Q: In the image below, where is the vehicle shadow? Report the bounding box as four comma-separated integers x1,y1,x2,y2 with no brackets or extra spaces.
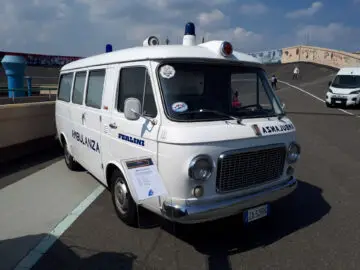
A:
0,234,137,270
0,143,63,190
159,179,331,270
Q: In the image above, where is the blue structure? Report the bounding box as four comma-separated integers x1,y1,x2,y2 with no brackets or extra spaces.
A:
185,22,195,36
1,55,27,98
106,44,113,53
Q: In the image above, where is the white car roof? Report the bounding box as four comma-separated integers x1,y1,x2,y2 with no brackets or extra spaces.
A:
337,67,360,76
61,43,261,72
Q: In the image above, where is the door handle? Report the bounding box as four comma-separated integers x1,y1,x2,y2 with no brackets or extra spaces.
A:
81,113,86,124
109,123,117,129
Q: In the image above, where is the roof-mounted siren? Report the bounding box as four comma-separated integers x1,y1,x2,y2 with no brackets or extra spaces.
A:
105,44,113,53
143,36,160,46
220,41,233,57
183,22,196,46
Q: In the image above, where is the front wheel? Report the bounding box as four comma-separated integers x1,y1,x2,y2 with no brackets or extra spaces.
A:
110,170,138,226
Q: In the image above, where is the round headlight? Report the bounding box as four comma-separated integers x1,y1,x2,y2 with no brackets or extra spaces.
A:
287,142,300,164
188,155,213,181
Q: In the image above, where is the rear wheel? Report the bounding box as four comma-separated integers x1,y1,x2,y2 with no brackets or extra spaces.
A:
63,141,79,171
110,169,138,226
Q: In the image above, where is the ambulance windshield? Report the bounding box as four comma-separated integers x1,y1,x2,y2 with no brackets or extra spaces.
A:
158,62,283,122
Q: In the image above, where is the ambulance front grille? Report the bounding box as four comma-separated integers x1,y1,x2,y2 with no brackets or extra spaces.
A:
216,145,286,193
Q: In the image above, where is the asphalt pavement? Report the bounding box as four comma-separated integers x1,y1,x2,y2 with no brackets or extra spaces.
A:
5,63,360,270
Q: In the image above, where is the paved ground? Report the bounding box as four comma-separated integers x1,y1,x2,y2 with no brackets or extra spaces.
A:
0,147,100,270
3,63,360,270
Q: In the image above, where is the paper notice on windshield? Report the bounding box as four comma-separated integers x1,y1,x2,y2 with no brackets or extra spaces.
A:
125,158,168,201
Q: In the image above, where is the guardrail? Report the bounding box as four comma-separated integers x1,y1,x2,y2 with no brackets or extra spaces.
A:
0,87,58,104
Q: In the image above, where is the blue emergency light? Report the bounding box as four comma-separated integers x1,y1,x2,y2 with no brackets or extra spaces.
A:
106,44,113,53
185,22,195,36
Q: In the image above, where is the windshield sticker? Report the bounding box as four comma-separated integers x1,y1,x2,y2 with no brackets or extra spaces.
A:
160,65,176,79
172,102,188,112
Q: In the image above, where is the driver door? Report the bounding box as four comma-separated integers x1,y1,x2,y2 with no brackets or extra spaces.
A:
108,62,161,206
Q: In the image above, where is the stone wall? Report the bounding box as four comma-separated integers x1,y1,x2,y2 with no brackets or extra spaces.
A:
251,45,360,69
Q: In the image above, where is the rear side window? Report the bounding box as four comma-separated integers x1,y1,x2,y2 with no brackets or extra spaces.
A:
117,67,157,117
72,71,87,105
58,73,73,102
85,69,106,109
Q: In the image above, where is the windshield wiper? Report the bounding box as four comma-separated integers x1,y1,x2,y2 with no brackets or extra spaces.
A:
235,104,285,120
236,104,272,116
178,109,244,124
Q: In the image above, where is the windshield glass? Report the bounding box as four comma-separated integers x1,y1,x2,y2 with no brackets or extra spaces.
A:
332,75,360,89
157,62,283,122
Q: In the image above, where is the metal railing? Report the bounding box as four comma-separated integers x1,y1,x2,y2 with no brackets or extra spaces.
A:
0,87,58,104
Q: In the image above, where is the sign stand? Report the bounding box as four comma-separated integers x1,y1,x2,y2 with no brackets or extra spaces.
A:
123,158,168,229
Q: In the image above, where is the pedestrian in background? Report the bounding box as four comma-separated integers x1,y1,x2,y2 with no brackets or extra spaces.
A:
271,74,278,90
293,65,300,80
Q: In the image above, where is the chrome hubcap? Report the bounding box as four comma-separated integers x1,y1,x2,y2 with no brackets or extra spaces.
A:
114,178,129,214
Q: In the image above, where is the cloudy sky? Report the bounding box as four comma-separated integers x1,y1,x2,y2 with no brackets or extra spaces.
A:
0,0,360,57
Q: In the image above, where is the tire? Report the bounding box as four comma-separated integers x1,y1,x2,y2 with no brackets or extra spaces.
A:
63,141,79,171
110,169,138,226
325,102,332,108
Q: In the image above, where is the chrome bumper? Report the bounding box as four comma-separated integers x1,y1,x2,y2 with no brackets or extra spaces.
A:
161,177,297,224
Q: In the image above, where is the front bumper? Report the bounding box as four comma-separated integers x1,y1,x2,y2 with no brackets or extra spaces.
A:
325,92,360,106
161,176,297,224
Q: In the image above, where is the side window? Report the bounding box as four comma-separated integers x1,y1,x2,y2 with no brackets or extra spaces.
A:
117,67,157,117
58,73,73,102
72,71,87,105
85,69,106,109
143,71,158,117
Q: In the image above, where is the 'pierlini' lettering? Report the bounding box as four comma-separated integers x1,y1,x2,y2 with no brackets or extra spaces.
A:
118,133,145,147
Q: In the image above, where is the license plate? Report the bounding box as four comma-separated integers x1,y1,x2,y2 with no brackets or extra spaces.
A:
243,204,269,223
335,100,342,104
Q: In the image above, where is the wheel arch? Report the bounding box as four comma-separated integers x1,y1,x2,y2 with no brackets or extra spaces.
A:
105,161,138,202
59,132,67,148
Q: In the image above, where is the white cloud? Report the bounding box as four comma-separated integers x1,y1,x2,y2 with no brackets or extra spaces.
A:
296,23,352,43
286,2,323,19
239,3,268,15
204,27,263,52
295,23,360,51
0,0,264,56
197,9,225,27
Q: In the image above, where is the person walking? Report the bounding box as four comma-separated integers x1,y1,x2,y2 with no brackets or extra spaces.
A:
271,74,278,90
293,65,300,80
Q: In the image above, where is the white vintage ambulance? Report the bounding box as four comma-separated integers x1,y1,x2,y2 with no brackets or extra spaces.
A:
55,22,300,226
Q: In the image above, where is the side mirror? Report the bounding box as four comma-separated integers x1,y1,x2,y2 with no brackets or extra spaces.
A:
124,98,141,121
281,103,286,110
328,81,332,86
